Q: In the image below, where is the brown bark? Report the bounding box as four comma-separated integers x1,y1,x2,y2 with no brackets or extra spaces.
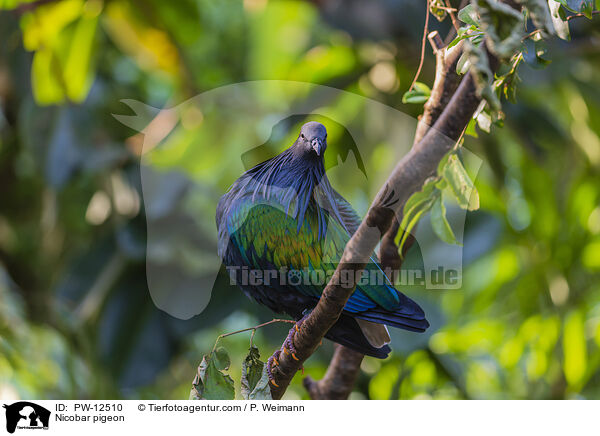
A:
303,33,466,401
270,70,483,399
303,345,364,399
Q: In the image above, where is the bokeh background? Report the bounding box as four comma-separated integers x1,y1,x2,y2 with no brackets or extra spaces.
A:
1,0,600,400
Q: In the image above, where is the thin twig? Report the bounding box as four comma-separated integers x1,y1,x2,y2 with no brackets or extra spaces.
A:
211,318,295,353
435,5,457,12
444,0,460,32
444,0,470,44
566,10,599,20
409,0,431,92
521,10,598,42
521,28,543,42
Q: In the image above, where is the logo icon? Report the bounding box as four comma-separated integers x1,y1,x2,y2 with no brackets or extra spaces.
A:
2,402,50,434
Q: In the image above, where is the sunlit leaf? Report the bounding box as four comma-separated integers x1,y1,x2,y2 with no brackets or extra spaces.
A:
563,311,587,388
402,82,431,104
20,0,83,51
31,49,66,104
581,0,594,18
465,118,479,137
63,7,100,102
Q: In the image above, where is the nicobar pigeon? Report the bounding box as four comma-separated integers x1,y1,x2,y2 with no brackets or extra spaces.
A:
217,122,429,362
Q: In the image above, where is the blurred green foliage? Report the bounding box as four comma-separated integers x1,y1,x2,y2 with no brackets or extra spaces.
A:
0,0,599,400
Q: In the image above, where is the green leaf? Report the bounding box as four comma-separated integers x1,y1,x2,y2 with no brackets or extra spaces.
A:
63,12,99,103
475,0,524,59
523,0,556,35
401,177,439,223
442,154,480,211
560,0,582,12
396,179,441,254
213,346,231,370
447,25,486,50
464,41,501,112
465,118,479,138
32,49,66,105
402,82,431,104
561,0,595,14
431,196,460,245
458,4,480,26
581,0,594,18
191,349,235,400
456,51,471,75
241,346,272,400
523,39,552,69
476,110,492,133
21,0,100,105
494,54,522,104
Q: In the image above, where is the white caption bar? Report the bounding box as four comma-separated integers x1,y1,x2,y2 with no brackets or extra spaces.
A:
0,400,595,436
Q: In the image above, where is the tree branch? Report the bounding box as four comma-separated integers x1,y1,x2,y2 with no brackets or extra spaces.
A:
380,32,463,273
294,31,471,402
303,344,364,399
270,68,484,399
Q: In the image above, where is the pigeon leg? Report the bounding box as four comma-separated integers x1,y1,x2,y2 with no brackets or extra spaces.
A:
267,349,281,387
282,313,310,361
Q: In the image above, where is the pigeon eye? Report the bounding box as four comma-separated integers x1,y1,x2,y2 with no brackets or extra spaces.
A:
300,134,305,139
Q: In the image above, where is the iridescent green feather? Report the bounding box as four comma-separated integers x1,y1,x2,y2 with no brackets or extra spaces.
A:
227,200,400,309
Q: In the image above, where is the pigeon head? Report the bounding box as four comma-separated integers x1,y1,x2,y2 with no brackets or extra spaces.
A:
295,121,327,158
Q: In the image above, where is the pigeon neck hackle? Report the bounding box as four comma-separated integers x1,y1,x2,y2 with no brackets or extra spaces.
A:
238,125,345,238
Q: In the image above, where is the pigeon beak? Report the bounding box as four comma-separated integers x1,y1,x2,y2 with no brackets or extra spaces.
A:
311,138,323,156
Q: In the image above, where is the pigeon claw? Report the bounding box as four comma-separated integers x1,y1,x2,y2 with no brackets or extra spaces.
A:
267,350,282,387
283,327,299,359
283,313,309,360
